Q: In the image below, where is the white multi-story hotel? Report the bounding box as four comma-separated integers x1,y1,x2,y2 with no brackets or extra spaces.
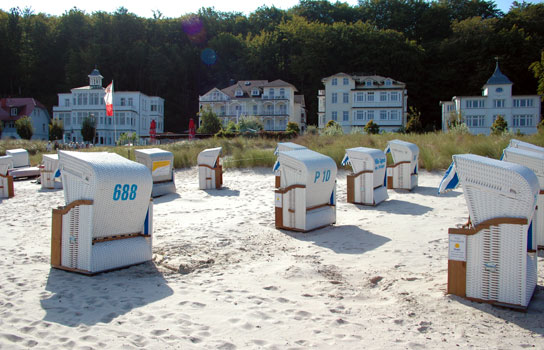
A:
440,62,541,135
52,68,165,145
198,79,306,132
318,73,408,133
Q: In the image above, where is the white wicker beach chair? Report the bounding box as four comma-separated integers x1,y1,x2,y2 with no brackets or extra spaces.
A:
509,139,544,154
198,147,222,190
41,154,62,189
0,155,14,198
274,149,337,232
342,147,388,205
439,154,539,310
273,142,307,188
384,140,419,190
6,148,30,168
134,148,176,197
51,151,153,274
502,146,544,248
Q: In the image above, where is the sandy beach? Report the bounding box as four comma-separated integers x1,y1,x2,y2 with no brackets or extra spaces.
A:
1,167,543,349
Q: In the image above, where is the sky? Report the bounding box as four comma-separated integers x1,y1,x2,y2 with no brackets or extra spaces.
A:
3,0,541,18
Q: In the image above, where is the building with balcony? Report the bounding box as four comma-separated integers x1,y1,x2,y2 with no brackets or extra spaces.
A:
198,79,306,132
0,98,50,140
318,73,408,133
52,68,165,145
440,62,541,135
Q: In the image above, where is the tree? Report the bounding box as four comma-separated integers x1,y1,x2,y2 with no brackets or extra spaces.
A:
529,51,544,101
81,114,96,143
49,119,64,140
15,116,33,140
405,106,423,133
364,120,380,134
491,115,508,135
198,108,222,134
238,116,263,132
285,121,300,134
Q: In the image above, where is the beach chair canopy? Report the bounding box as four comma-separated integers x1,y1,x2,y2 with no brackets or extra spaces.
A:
276,149,337,208
6,148,30,168
439,154,538,225
342,147,387,188
502,147,544,189
0,155,13,175
509,139,544,154
384,140,419,172
274,142,307,156
58,151,152,239
197,147,222,168
134,148,174,183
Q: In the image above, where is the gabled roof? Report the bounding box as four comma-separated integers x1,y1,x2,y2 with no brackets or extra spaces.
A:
264,79,297,91
0,98,48,121
220,80,269,98
485,62,512,85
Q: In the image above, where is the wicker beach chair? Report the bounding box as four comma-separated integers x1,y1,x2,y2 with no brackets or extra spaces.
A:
342,147,388,206
198,147,223,190
134,148,176,197
384,140,419,190
273,142,307,188
439,154,539,310
40,154,61,189
274,149,337,232
502,145,544,249
51,151,153,274
6,148,30,168
509,139,544,154
0,155,14,198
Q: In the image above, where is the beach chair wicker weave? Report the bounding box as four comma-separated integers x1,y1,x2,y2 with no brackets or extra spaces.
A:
0,155,14,198
274,149,337,232
440,154,538,310
273,142,307,188
342,147,388,206
6,148,30,168
198,147,222,190
41,154,61,189
51,151,153,274
384,140,419,190
134,148,176,197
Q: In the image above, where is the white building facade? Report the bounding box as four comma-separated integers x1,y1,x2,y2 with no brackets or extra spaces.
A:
318,73,408,133
198,79,306,132
440,63,541,135
52,69,165,145
0,98,50,140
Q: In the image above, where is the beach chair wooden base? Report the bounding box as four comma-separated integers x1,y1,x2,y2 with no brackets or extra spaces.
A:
0,173,14,198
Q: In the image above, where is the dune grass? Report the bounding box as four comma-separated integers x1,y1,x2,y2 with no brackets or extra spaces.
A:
1,131,543,171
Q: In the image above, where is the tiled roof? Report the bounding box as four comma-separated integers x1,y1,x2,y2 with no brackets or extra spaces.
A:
486,62,512,85
0,98,47,121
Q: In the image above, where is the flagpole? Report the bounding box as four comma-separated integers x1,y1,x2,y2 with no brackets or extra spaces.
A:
113,80,117,145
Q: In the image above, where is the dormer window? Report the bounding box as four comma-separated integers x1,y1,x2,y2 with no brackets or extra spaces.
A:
385,79,392,86
244,81,251,86
365,80,373,87
251,89,260,96
235,89,243,97
10,108,17,116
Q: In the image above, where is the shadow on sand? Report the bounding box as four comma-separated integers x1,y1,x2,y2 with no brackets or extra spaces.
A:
41,262,173,327
412,186,462,198
284,224,390,255
370,199,433,216
204,186,240,197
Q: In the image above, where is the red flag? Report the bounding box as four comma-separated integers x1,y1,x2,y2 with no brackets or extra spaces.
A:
104,81,113,116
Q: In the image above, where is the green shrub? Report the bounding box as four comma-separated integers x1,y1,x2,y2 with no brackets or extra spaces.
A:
198,108,222,134
49,119,64,141
15,116,33,140
286,121,300,135
322,120,344,136
491,115,508,135
81,115,96,142
364,120,380,134
405,106,423,133
238,116,264,132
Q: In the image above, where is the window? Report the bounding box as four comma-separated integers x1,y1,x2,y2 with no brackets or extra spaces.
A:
356,110,364,121
493,99,505,108
365,80,373,87
128,98,133,106
121,98,126,106
235,89,243,97
332,78,337,86
390,110,399,120
380,92,387,102
343,111,349,121
65,99,70,107
279,104,287,114
367,110,374,120
77,94,82,105
466,99,485,108
332,93,337,104
343,93,349,104
251,89,259,96
269,89,274,98
82,94,88,105
332,111,337,121
367,92,374,102
220,106,226,116
252,105,258,115
391,92,398,101
513,99,534,108
343,78,349,85
120,113,125,125
73,96,77,105
513,115,534,127
385,79,392,86
380,110,387,120
279,88,285,98
465,115,485,127
151,104,157,112
496,87,503,93
355,92,364,102
10,108,17,116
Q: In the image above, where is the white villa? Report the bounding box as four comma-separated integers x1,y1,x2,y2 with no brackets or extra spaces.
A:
0,98,50,140
52,68,165,145
440,62,541,135
198,79,306,132
318,73,408,133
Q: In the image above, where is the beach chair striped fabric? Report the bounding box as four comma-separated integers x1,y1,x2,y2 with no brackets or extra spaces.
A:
274,149,337,232
342,147,388,205
384,140,419,190
502,144,544,248
51,151,153,274
134,148,176,197
0,155,14,198
198,147,223,190
440,154,539,309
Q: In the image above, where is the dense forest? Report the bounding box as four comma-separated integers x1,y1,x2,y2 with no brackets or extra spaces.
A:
0,0,543,132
